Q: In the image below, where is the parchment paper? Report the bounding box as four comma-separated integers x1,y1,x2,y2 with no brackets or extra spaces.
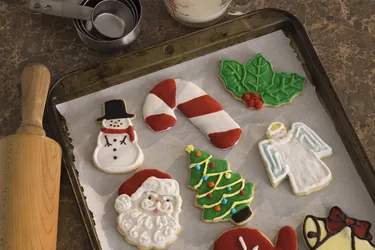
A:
57,30,375,250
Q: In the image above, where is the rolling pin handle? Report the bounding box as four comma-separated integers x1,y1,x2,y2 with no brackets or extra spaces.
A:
16,64,51,136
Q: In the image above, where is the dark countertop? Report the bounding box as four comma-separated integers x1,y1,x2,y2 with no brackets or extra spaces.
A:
1,0,375,249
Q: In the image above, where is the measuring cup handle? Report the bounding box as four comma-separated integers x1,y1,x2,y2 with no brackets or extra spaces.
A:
30,0,93,21
228,0,253,16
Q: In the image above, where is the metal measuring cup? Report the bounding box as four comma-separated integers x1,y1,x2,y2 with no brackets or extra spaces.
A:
31,0,131,39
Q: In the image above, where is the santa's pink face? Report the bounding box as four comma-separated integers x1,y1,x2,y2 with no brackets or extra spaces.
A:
102,118,131,129
137,191,177,215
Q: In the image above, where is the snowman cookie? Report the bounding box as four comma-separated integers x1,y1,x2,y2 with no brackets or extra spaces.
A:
92,99,143,174
213,226,297,250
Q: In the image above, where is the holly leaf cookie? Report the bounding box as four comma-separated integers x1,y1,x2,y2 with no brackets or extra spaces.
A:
213,226,298,250
219,53,306,109
186,145,255,225
115,169,182,250
303,206,375,250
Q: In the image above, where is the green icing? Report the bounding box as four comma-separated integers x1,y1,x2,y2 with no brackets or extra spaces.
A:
197,175,219,195
187,145,255,222
202,182,254,221
219,53,306,106
196,181,243,206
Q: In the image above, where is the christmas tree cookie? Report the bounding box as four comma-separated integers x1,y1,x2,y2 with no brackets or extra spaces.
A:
185,145,255,225
219,53,306,109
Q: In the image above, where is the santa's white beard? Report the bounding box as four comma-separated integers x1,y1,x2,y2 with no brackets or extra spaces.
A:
117,208,181,249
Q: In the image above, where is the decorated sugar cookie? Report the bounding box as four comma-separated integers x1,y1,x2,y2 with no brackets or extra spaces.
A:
213,226,297,250
303,206,375,250
219,53,306,109
115,169,182,250
186,145,255,225
143,79,242,150
258,122,332,195
92,99,143,174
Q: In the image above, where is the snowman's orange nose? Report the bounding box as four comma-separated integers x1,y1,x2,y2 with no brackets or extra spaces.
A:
114,122,118,124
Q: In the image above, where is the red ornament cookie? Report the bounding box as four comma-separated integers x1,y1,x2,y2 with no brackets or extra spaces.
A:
213,226,297,250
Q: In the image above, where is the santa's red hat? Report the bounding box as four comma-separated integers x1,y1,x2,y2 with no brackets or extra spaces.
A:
118,169,173,196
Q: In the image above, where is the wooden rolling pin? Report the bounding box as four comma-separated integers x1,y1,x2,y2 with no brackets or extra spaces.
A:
0,64,62,250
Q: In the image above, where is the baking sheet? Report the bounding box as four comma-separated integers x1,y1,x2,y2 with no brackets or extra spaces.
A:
56,30,375,250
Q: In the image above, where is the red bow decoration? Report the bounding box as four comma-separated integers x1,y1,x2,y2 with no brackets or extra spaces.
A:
101,126,135,142
327,206,373,240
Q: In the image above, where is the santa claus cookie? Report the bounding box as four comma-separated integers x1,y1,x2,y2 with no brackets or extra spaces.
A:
213,226,297,250
186,145,255,225
92,99,144,174
143,79,242,150
303,206,375,250
219,53,306,109
258,122,332,195
115,169,182,250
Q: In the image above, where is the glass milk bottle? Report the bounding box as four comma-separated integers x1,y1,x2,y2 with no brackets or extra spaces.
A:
165,0,252,27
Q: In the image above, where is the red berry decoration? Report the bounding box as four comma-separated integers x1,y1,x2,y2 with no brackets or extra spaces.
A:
240,190,245,195
250,92,259,99
208,182,215,188
207,193,213,198
254,99,263,110
247,99,255,108
195,151,201,157
214,205,221,211
210,162,216,168
242,93,251,102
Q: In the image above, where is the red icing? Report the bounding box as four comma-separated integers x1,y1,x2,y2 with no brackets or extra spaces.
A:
207,193,213,198
214,205,221,211
240,190,245,195
213,226,297,250
195,151,201,157
254,99,263,110
150,79,176,109
145,114,176,132
177,95,223,118
208,128,242,149
210,163,216,168
208,182,215,188
101,126,135,142
118,169,172,196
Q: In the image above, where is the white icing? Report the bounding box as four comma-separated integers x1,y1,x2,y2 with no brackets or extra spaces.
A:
143,79,241,149
189,110,241,134
92,118,144,174
252,246,259,250
258,122,332,195
115,177,182,249
238,236,247,250
175,79,206,104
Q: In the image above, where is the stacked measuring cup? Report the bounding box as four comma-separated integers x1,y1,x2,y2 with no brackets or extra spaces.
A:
30,0,142,52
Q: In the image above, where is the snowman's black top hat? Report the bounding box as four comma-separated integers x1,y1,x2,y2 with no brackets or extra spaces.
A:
97,99,135,121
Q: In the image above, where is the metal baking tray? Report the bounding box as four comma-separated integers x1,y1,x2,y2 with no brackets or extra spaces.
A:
47,8,375,249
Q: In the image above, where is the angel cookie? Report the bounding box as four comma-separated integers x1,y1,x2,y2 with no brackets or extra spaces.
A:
303,206,375,250
93,99,143,174
258,122,332,195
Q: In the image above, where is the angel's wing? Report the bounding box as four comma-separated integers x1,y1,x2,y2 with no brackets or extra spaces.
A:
258,140,289,185
290,122,332,158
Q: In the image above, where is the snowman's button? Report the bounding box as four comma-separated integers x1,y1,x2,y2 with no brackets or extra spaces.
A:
113,148,117,151
113,139,117,142
113,156,117,160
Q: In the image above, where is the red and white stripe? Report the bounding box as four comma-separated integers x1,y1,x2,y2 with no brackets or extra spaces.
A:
143,79,242,149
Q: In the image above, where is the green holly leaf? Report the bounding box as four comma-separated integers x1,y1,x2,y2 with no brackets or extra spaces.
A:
262,72,305,106
219,53,306,107
219,60,249,98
